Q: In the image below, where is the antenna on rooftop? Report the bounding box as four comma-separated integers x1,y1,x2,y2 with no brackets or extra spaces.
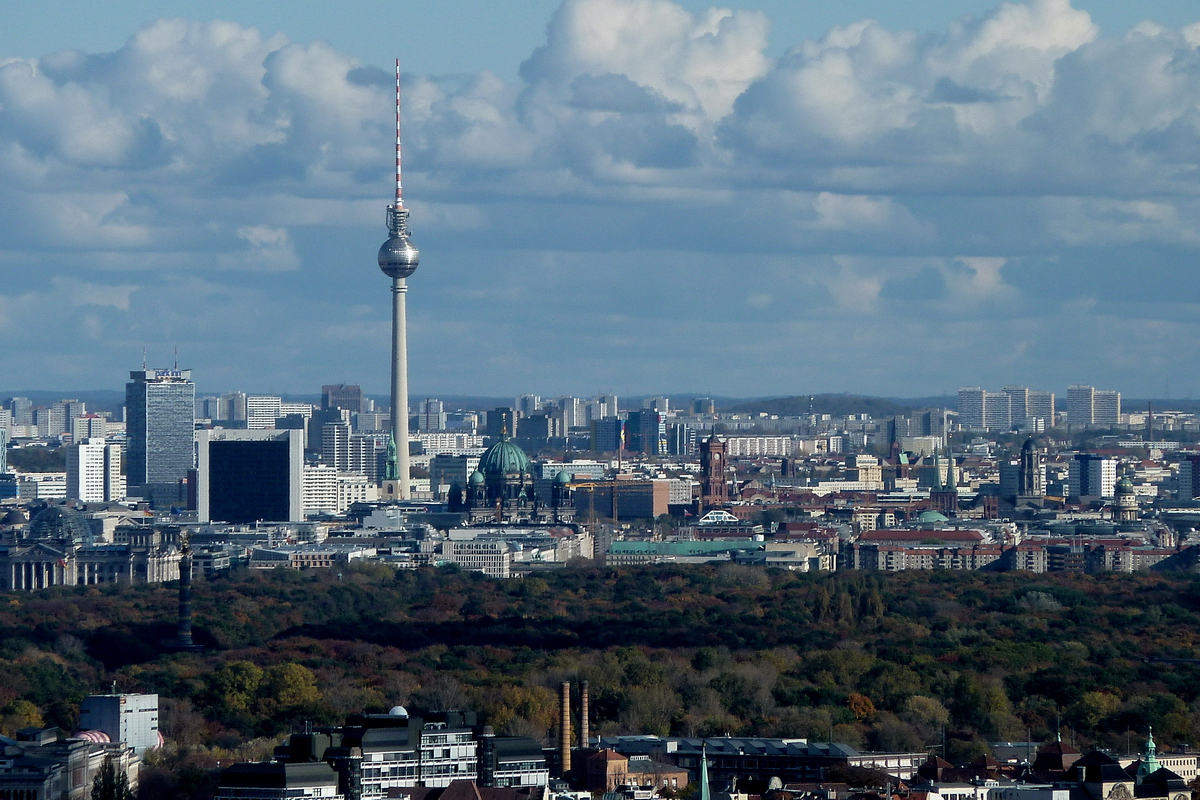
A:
142,346,147,371
174,345,178,370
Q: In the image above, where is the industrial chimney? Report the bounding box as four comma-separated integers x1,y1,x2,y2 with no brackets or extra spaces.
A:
559,681,572,776
579,680,590,750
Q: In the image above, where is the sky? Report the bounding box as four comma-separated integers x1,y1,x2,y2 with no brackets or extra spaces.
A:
2,0,1200,400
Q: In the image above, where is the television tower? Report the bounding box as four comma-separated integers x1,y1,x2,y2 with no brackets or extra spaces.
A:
377,59,420,500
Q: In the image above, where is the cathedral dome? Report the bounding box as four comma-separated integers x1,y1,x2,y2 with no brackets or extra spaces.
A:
479,438,530,477
28,505,91,543
554,470,573,485
1116,477,1135,494
468,470,485,486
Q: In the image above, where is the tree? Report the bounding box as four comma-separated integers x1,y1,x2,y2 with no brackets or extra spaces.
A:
92,755,133,800
848,693,876,721
261,663,321,709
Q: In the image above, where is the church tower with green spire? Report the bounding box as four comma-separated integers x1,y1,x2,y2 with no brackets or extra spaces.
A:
384,432,399,481
1136,727,1160,780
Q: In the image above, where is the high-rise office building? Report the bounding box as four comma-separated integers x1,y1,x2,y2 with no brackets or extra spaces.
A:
1094,390,1121,426
1178,455,1200,501
418,398,446,432
982,392,1011,431
958,388,985,430
66,438,124,503
515,395,541,417
197,429,303,523
1067,385,1120,427
220,391,248,422
1067,385,1095,426
555,397,584,429
0,429,7,474
626,410,667,456
125,368,195,489
1002,387,1028,422
1069,453,1116,499
71,414,107,441
1027,391,1055,425
642,397,670,414
322,424,381,481
590,417,622,453
246,395,282,429
7,397,32,426
321,384,365,414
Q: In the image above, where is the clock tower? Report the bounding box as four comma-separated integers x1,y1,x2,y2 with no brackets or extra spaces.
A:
700,432,729,509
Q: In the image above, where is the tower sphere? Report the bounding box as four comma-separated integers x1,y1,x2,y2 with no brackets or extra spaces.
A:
379,232,419,279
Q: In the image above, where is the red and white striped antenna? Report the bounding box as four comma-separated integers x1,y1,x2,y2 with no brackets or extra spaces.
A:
394,58,404,209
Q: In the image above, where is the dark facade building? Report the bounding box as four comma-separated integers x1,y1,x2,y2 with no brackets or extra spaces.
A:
216,762,342,800
322,384,365,414
625,411,666,456
125,368,195,492
597,736,924,788
487,408,517,441
590,417,622,453
197,429,303,523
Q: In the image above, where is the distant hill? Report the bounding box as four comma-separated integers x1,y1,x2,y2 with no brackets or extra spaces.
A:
724,394,922,418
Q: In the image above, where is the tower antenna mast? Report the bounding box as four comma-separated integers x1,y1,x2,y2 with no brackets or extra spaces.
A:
395,58,404,211
377,58,420,501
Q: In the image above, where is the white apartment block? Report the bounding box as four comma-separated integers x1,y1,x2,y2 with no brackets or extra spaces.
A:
414,433,485,454
279,402,314,418
724,436,796,457
66,439,125,502
18,473,67,500
246,395,282,429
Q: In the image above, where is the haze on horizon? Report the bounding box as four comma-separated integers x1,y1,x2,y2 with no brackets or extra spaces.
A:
1,0,1199,399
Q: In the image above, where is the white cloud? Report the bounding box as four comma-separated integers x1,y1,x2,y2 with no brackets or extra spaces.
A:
1,0,1200,394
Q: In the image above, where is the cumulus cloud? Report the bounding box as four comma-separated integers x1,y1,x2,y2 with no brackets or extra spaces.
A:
2,0,1200,395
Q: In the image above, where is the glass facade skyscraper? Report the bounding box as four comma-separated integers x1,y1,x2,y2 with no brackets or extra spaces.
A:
125,369,195,488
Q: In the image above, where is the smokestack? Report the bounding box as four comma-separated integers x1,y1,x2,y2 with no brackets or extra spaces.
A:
559,681,572,776
177,541,193,647
579,681,589,750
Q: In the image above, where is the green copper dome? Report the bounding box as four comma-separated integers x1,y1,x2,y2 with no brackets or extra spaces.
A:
479,437,531,476
468,470,485,485
1116,476,1135,493
555,470,573,485
918,510,949,524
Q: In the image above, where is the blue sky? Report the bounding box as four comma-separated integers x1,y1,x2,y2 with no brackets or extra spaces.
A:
2,0,1200,400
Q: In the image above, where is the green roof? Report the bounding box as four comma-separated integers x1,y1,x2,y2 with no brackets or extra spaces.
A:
479,437,530,476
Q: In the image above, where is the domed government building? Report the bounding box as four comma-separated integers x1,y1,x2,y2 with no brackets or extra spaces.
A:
0,503,182,591
453,433,575,524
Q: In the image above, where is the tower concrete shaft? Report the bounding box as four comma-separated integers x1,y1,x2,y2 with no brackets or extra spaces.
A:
391,276,410,500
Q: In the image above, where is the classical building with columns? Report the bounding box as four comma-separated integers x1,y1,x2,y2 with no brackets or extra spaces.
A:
0,505,181,591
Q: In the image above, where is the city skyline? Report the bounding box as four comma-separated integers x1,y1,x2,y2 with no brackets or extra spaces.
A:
2,0,1200,396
